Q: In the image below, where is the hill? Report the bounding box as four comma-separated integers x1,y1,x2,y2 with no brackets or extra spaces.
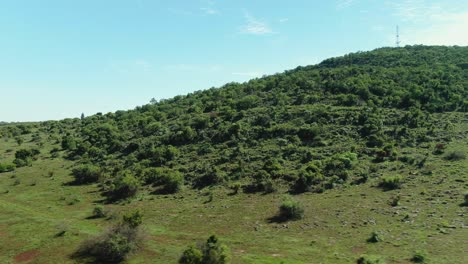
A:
0,45,467,263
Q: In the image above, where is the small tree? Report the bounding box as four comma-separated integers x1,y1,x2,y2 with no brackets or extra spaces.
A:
179,235,230,264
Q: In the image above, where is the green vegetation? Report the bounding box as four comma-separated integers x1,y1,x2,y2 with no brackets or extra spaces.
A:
378,176,402,191
277,196,304,221
179,235,230,264
75,210,143,263
0,46,467,263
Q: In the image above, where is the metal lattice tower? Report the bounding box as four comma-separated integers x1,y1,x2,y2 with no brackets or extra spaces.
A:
396,26,401,47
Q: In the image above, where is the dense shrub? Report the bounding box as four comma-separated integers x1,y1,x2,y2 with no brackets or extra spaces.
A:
444,150,466,161
179,235,230,264
411,250,427,263
379,176,402,190
367,231,383,243
291,163,323,193
0,163,15,173
92,205,106,218
278,196,304,221
76,210,143,263
13,148,40,167
71,164,101,184
143,168,183,194
108,174,140,200
248,170,276,193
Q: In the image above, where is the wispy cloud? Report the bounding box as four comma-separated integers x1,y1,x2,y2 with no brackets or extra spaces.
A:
240,13,274,35
387,0,468,46
109,59,153,74
337,0,356,9
279,18,289,23
232,71,263,77
165,64,221,72
200,7,219,15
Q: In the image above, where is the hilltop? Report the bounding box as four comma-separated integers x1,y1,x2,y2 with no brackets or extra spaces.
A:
0,45,467,263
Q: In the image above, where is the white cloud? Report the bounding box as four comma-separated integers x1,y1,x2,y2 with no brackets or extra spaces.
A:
388,0,468,46
337,0,356,9
134,60,152,72
279,18,289,23
403,11,468,46
200,7,219,15
240,13,274,35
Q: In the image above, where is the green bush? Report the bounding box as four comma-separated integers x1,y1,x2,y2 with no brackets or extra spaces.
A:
76,211,143,263
143,168,183,194
367,231,383,243
444,150,465,161
71,164,101,184
379,176,402,190
179,235,230,264
109,174,140,200
122,210,143,228
92,205,106,218
0,163,15,173
278,196,304,221
411,250,427,263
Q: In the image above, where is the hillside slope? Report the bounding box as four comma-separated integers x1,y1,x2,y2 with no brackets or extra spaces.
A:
0,45,467,263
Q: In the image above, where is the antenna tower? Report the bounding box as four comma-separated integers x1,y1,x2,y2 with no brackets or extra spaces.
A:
396,25,401,47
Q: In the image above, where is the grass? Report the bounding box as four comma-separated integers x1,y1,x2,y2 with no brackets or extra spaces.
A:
0,117,467,263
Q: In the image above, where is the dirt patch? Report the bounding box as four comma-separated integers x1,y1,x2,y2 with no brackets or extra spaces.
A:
351,246,366,254
14,249,40,263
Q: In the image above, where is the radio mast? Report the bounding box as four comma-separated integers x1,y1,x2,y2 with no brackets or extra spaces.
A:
396,25,401,47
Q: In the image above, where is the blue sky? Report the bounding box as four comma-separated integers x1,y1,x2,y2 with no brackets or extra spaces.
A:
1,0,467,122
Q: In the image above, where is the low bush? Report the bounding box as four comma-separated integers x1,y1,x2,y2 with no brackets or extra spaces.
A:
179,235,230,264
108,174,140,200
367,231,383,243
278,196,304,221
444,150,465,161
76,210,143,263
142,168,183,194
13,148,40,167
411,250,427,263
71,164,101,184
379,175,402,190
0,163,15,173
92,205,106,218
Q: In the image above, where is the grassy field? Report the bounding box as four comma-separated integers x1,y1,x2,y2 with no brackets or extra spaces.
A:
0,121,467,264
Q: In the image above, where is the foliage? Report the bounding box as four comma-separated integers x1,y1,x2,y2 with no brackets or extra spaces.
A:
444,150,465,161
367,231,383,243
143,168,183,194
92,205,106,218
13,148,40,167
411,250,427,263
278,196,304,221
76,211,143,263
379,176,402,191
108,174,140,200
357,255,386,264
0,163,15,173
71,164,101,184
179,235,230,264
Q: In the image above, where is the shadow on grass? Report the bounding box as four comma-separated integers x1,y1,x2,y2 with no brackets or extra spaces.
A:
267,214,289,223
